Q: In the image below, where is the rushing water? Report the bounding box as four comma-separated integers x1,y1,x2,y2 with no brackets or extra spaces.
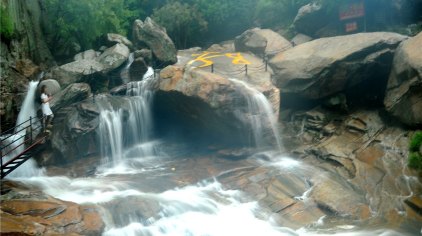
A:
229,78,283,151
1,81,44,177
98,67,157,167
5,72,419,235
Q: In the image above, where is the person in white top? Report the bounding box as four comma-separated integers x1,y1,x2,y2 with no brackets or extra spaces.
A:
40,85,54,132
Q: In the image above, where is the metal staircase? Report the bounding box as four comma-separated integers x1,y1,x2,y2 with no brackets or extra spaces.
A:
1,116,47,179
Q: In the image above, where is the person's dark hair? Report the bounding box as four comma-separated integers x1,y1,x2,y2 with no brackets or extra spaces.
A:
41,85,47,93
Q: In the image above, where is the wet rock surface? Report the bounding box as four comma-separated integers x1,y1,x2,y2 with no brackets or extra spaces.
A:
0,181,104,235
384,32,422,126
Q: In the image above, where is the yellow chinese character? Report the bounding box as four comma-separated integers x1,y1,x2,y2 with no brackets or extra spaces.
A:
188,52,223,68
225,53,251,65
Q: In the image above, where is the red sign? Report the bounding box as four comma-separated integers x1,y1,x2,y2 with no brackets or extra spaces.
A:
339,1,365,20
345,21,358,32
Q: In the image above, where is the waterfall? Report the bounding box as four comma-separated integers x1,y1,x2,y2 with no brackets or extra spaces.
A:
98,67,157,165
229,79,283,151
120,52,135,83
1,81,45,178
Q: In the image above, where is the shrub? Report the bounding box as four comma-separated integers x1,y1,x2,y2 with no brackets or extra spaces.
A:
0,6,14,40
408,152,422,170
409,131,422,152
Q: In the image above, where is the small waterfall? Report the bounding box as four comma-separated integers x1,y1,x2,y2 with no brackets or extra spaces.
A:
98,67,157,165
1,81,44,178
120,52,135,83
229,79,283,151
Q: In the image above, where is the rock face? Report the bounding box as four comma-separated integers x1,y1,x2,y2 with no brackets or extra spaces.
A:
270,32,407,103
234,28,292,57
0,0,55,132
96,43,130,73
74,49,99,61
384,32,422,126
50,83,92,112
132,17,177,67
155,49,280,147
0,181,104,235
50,95,131,163
52,43,130,87
102,33,133,49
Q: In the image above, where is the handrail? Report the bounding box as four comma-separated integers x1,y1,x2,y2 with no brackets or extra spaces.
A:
1,115,46,139
1,115,46,148
1,122,43,158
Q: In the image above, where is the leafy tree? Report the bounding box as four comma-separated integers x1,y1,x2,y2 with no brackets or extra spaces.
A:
152,1,207,48
255,0,311,28
43,0,141,58
0,4,14,40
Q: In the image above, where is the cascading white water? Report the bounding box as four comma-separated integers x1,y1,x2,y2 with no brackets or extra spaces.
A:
229,78,283,151
1,81,45,178
98,67,157,165
120,52,135,83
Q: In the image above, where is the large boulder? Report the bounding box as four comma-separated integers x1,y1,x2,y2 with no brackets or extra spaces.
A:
384,32,422,126
50,83,92,112
52,43,130,87
270,32,407,102
129,57,148,81
74,49,100,61
101,33,133,49
38,79,61,96
96,43,130,73
132,17,177,67
51,60,105,87
50,95,132,163
234,28,292,57
293,2,329,37
155,59,280,147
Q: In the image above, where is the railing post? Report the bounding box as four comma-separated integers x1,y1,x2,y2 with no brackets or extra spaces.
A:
245,65,248,75
265,60,268,72
29,116,33,143
211,64,214,73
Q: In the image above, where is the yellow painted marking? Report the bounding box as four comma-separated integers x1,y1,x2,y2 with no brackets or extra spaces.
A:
225,53,251,65
187,52,251,68
188,52,223,68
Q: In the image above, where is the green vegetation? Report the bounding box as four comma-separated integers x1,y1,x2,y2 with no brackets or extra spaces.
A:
152,2,207,49
408,131,422,171
41,0,422,57
43,0,141,57
0,4,15,40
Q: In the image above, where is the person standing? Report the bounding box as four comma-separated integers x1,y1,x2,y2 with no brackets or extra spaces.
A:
40,85,53,132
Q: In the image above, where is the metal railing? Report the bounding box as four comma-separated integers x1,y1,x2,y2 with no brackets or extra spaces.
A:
0,115,47,177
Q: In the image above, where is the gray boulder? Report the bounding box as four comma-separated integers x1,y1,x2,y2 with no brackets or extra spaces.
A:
50,83,92,112
102,33,133,49
38,79,61,96
97,43,130,73
270,32,407,100
134,49,152,65
51,95,132,162
293,2,329,37
52,43,129,87
235,28,292,57
129,57,148,81
291,34,313,46
384,32,422,126
52,60,105,87
132,17,177,67
74,49,100,61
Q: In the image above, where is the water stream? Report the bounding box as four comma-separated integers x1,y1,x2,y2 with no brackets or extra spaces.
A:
5,75,418,235
1,81,45,177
